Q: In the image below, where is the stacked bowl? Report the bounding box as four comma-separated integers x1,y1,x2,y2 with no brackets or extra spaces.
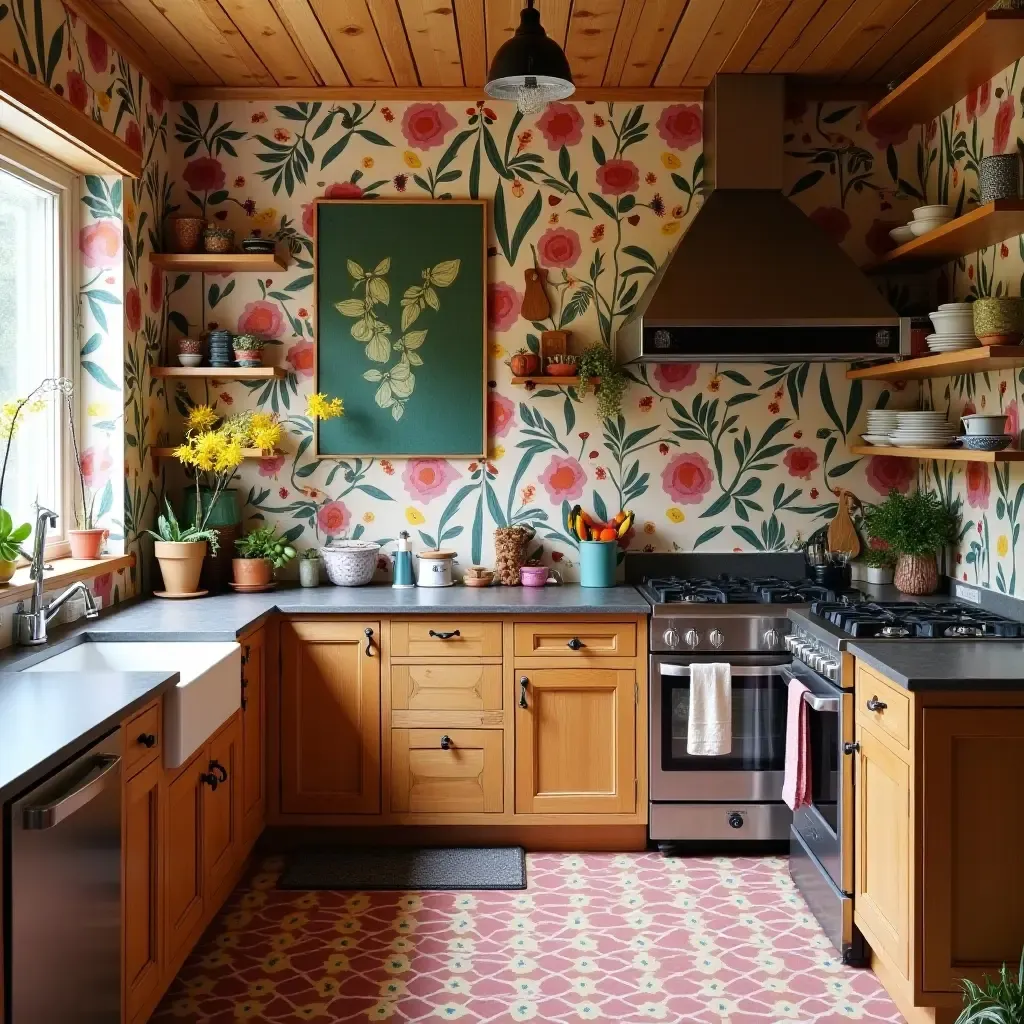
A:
863,407,900,445
927,302,978,352
889,411,956,448
207,329,234,367
910,204,956,237
960,412,1012,452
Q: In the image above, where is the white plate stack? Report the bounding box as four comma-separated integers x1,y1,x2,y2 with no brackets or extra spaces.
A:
864,408,900,443
927,302,978,352
889,410,956,448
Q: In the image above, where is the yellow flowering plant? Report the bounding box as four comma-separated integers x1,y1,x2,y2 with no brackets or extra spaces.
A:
306,393,344,420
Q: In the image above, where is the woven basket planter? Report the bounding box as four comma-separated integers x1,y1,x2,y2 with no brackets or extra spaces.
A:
321,541,380,586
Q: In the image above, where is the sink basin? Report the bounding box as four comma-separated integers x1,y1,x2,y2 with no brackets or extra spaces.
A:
22,642,241,767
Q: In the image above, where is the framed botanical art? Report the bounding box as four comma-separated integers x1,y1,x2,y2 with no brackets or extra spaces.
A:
313,198,487,458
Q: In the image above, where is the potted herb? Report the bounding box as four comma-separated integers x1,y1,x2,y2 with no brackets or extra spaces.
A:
146,499,219,596
233,526,296,588
576,343,626,421
232,334,264,367
508,347,540,377
65,390,107,560
954,947,1023,1023
863,490,958,595
863,547,896,586
298,548,321,588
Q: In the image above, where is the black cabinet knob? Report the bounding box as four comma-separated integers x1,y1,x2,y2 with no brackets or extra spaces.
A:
567,637,585,650
209,760,227,782
843,741,861,755
866,697,887,712
728,813,744,829
137,733,157,749
440,734,452,750
519,676,528,709
364,627,374,656
429,629,461,640
200,772,219,791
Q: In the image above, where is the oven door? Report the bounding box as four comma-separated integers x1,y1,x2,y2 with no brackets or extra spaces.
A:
650,656,789,802
781,663,853,896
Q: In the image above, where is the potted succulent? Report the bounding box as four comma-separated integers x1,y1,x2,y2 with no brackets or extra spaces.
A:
298,547,321,588
954,947,1023,1023
146,499,219,596
546,353,578,377
508,347,540,377
863,490,958,596
233,526,296,588
863,547,896,586
232,334,264,367
576,342,626,421
0,508,30,584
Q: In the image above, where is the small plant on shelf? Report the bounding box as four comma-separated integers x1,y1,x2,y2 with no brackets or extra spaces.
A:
233,526,296,588
231,333,265,367
545,353,578,378
954,946,1024,1024
576,342,626,421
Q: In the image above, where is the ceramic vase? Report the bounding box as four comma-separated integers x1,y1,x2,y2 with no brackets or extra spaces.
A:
972,297,1024,345
69,528,106,559
979,154,1021,204
299,558,321,588
203,226,235,253
154,540,206,595
894,553,938,595
233,557,272,587
169,216,205,253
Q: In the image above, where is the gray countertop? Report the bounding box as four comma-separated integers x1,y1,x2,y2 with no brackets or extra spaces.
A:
0,669,179,802
847,640,1024,691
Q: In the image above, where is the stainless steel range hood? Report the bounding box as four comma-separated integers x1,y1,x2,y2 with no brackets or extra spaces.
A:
617,75,905,363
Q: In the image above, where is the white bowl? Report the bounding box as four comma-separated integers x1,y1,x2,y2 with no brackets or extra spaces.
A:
929,309,975,335
910,218,952,237
889,225,916,246
178,353,203,366
913,204,956,221
938,302,973,311
861,434,893,445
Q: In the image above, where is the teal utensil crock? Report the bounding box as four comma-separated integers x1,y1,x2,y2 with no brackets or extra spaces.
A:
579,540,616,587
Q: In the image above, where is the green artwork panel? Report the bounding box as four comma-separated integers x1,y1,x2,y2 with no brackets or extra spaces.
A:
314,199,486,457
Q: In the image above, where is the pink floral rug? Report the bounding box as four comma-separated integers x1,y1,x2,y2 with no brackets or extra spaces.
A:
153,852,905,1022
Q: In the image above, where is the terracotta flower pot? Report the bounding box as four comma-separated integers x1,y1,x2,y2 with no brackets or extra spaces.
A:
154,540,207,595
0,558,15,585
233,349,263,367
169,216,205,254
232,557,272,587
69,528,107,559
894,552,938,595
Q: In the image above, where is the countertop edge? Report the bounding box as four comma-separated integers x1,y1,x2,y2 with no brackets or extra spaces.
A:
847,640,1024,691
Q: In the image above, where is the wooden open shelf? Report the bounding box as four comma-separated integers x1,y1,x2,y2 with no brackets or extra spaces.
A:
850,445,1024,464
151,252,289,272
866,11,1024,134
865,201,1024,272
511,376,597,387
152,366,287,380
153,447,266,459
847,346,1024,382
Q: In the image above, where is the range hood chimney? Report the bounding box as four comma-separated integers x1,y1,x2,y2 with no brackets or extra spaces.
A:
617,75,904,363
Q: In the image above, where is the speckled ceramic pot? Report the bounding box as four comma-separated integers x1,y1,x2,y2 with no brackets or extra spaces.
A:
973,297,1024,345
203,226,235,253
169,216,205,253
894,553,938,595
979,154,1021,204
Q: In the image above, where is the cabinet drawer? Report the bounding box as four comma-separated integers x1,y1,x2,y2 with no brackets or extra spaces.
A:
391,663,502,712
124,701,161,778
391,620,502,658
390,729,503,813
856,665,910,751
514,622,636,658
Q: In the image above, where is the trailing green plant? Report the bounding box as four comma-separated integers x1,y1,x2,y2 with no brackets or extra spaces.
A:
0,507,30,562
576,342,626,421
863,546,896,569
954,947,1024,1024
863,489,957,557
235,526,297,568
146,499,220,552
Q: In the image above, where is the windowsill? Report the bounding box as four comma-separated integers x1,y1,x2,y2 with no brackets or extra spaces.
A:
0,553,134,606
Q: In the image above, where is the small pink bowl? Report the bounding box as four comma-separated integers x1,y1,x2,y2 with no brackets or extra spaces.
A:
520,565,561,587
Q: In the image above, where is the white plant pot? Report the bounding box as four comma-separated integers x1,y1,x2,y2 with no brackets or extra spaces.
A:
299,558,320,588
867,566,894,586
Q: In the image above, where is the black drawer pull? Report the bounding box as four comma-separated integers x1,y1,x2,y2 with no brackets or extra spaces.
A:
137,732,157,749
364,627,374,656
209,760,227,783
567,637,585,650
519,676,528,709
866,697,887,712
429,629,461,640
200,772,218,791
440,734,452,750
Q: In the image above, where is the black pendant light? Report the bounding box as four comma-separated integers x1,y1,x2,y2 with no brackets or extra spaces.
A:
485,0,575,115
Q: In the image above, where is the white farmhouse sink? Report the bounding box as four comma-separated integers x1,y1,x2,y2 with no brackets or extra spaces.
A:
23,641,241,768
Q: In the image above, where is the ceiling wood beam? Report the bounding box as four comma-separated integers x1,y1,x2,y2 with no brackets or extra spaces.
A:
656,0,721,85
620,0,686,87
369,1,420,87
453,0,487,86
565,0,627,87
842,0,958,81
398,0,464,86
270,0,350,85
485,1,523,67
683,0,765,86
311,0,396,86
175,84,705,102
720,0,791,72
214,0,318,86
773,0,860,72
603,0,644,85
746,0,827,73
797,0,919,77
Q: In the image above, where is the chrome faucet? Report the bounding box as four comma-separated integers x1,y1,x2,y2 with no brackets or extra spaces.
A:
14,506,98,646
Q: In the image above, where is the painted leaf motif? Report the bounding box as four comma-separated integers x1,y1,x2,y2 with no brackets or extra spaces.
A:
367,275,390,306
375,380,394,407
363,369,383,381
336,298,365,317
350,316,373,341
346,259,364,280
366,333,391,362
399,330,427,350
401,303,422,331
423,286,439,310
374,258,391,275
391,403,404,421
430,259,460,286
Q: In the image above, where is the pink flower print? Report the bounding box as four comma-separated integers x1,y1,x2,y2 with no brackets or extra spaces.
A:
237,300,283,338
488,282,522,333
401,103,457,149
80,446,113,488
656,104,702,150
783,447,819,480
865,455,915,496
258,452,285,477
79,220,121,268
403,459,460,502
661,452,714,504
540,455,586,503
652,363,697,392
536,103,584,149
994,96,1015,155
286,339,314,377
596,159,640,196
966,462,991,509
536,227,582,269
488,392,515,438
317,500,351,536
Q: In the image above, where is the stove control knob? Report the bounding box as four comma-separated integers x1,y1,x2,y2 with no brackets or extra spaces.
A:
709,629,725,649
764,628,781,649
728,812,744,829
784,633,800,652
823,661,840,682
663,627,680,649
684,629,701,649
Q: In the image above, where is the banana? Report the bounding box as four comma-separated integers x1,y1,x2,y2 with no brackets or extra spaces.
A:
575,513,589,542
568,504,582,535
617,510,634,538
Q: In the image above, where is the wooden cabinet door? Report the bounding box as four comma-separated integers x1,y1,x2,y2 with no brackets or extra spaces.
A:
241,629,265,849
165,748,204,963
920,708,1024,994
391,729,503,814
204,713,241,901
854,725,911,980
280,619,382,814
515,669,636,814
124,757,162,1024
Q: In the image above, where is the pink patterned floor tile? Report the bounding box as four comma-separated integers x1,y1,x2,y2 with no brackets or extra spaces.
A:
152,852,906,1023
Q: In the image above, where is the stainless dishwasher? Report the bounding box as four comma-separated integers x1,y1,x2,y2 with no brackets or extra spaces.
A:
7,729,123,1023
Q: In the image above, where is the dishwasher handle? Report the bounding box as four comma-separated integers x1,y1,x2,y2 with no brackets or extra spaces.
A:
22,754,121,830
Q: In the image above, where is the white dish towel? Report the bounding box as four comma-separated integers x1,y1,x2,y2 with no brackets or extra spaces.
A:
687,662,732,756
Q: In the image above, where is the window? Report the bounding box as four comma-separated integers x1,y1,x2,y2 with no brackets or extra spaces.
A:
0,132,76,556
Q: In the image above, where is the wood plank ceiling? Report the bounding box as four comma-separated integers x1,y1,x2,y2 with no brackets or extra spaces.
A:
69,0,994,100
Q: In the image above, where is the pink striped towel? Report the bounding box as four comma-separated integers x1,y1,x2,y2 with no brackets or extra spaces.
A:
782,676,811,811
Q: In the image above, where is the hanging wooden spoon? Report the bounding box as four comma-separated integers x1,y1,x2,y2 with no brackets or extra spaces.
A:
827,488,861,558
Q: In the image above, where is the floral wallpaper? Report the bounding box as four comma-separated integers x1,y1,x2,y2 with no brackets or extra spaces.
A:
918,58,1024,597
162,97,920,578
0,0,166,631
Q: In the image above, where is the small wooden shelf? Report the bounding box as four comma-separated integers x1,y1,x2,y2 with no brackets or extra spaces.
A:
151,252,289,272
847,346,1024,382
153,447,266,459
152,366,287,380
511,375,596,387
866,11,1024,134
850,445,1024,464
865,201,1024,272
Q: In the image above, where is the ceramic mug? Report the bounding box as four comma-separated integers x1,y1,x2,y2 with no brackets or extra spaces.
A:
519,565,562,587
961,413,1008,436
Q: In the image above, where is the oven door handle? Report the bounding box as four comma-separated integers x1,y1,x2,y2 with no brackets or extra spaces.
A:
802,692,840,712
658,663,783,677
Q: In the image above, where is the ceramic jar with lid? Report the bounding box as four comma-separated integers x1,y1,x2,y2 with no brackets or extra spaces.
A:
416,549,457,587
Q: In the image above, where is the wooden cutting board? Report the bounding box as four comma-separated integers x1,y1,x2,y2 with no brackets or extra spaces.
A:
522,266,551,322
827,489,861,558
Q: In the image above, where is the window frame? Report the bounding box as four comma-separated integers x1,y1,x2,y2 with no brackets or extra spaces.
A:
0,129,80,561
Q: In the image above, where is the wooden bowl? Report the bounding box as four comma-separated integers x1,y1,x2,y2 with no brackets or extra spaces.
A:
464,575,493,587
546,363,578,377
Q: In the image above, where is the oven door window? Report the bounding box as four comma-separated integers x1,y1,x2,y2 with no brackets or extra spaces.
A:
807,702,839,833
663,670,786,772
